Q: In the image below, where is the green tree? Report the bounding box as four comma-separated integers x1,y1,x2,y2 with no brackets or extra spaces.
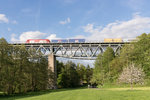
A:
117,33,150,79
56,60,64,77
102,47,115,75
91,47,115,85
85,65,93,85
0,38,14,94
27,49,49,91
109,57,123,82
134,33,150,78
0,38,52,94
77,64,86,85
57,61,80,88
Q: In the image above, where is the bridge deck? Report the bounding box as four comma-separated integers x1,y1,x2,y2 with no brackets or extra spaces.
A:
11,42,129,59
12,42,128,46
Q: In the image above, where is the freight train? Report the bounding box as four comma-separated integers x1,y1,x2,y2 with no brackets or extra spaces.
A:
26,39,86,43
26,38,123,43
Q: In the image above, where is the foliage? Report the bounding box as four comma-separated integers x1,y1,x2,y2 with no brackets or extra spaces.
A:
91,33,150,86
57,61,80,88
57,61,93,88
91,47,115,85
76,64,86,85
0,38,51,94
118,33,150,79
56,60,64,77
85,65,93,84
118,63,145,86
109,57,123,81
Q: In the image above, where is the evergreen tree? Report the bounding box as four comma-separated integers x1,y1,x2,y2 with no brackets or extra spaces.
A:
57,61,80,88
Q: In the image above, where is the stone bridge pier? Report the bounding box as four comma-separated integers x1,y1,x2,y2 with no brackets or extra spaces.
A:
48,54,57,89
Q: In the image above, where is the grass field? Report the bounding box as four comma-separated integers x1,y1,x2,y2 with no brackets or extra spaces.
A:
1,87,150,100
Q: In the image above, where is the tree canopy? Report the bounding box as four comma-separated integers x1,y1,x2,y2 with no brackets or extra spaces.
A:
0,38,50,94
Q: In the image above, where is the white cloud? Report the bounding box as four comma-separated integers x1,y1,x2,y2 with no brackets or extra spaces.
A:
59,17,70,25
46,34,59,40
11,34,18,42
83,14,150,41
19,31,46,42
0,14,9,23
11,31,59,43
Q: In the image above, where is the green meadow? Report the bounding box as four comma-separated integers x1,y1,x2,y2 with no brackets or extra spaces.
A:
1,87,150,100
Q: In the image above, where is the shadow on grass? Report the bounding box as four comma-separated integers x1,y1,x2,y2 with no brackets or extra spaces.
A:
0,87,87,100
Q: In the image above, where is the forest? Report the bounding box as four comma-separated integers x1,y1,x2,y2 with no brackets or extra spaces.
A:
0,33,150,95
0,38,93,94
91,33,150,88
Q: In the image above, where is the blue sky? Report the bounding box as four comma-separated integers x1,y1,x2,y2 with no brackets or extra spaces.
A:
1,0,150,67
1,0,150,42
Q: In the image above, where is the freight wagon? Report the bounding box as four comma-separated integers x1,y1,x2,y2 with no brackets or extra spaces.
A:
68,39,85,43
51,39,68,43
104,38,122,42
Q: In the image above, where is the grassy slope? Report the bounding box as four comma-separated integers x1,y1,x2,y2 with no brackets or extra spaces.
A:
1,87,150,100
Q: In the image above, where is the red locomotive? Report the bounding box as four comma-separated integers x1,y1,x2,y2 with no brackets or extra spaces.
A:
26,39,50,43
